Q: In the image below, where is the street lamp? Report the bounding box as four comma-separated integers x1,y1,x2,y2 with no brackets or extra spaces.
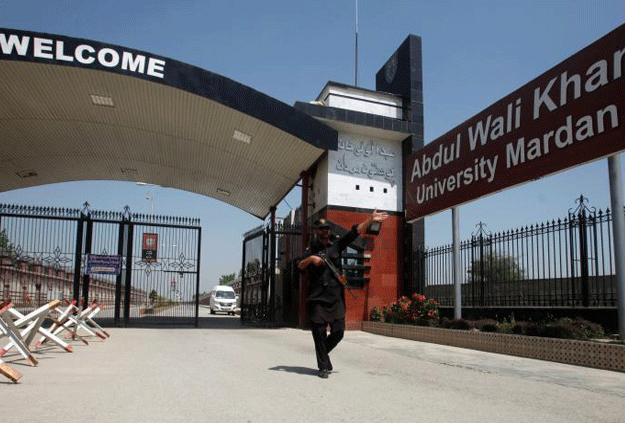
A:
136,182,160,214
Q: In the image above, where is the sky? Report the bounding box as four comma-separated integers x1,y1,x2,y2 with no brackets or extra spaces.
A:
1,0,624,293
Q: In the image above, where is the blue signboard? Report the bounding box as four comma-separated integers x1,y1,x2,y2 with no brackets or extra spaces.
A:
85,254,122,275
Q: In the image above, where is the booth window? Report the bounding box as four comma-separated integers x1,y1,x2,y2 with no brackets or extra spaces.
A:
341,246,367,288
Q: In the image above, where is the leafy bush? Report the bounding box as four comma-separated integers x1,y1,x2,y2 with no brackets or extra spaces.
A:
372,294,439,325
382,297,410,324
370,298,606,340
440,318,472,330
497,316,515,334
370,306,383,322
511,321,540,336
475,319,498,332
539,317,605,340
408,293,440,325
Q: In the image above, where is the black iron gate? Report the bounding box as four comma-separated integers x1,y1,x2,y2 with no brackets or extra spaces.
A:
241,218,301,326
0,203,201,327
240,213,369,327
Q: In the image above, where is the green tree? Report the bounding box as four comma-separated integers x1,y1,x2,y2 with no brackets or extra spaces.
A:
245,259,261,277
218,273,236,285
468,253,523,283
149,289,158,304
0,228,13,256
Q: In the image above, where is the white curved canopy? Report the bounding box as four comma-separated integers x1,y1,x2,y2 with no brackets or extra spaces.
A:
0,28,337,219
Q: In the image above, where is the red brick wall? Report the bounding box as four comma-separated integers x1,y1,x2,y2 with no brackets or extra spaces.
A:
325,209,403,328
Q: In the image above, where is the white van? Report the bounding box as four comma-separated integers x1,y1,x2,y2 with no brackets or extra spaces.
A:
209,285,237,315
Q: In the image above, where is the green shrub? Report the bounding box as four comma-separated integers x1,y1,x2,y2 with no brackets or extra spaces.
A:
573,317,605,339
540,320,576,339
384,297,410,323
512,321,540,336
370,306,382,322
538,317,605,340
408,293,439,325
374,294,439,325
475,319,498,332
441,317,472,330
496,316,516,334
369,302,606,341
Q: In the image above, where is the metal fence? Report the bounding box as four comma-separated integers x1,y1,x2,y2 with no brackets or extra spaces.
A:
0,203,201,326
415,197,620,308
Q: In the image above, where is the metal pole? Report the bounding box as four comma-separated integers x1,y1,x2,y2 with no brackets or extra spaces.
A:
123,222,134,327
81,218,93,308
607,154,625,341
194,226,202,328
299,172,309,328
240,235,247,323
269,206,277,325
114,218,126,325
355,0,358,87
452,207,462,319
72,213,85,304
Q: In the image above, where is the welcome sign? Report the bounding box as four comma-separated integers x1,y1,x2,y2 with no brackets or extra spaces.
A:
0,28,166,79
405,23,625,221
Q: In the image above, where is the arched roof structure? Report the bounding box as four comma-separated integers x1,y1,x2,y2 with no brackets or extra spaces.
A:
0,28,337,219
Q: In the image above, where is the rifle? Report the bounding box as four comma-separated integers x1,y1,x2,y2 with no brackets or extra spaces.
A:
317,253,358,300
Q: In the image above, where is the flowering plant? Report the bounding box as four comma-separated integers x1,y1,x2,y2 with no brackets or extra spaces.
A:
371,293,439,325
408,293,439,325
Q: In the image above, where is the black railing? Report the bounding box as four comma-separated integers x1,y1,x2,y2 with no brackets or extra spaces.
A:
415,197,621,308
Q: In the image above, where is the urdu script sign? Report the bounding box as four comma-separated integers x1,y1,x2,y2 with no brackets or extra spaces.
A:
405,23,625,222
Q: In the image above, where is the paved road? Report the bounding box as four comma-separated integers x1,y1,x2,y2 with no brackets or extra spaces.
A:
2,308,625,422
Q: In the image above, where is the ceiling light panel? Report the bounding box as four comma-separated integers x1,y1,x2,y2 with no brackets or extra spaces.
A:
233,129,252,144
91,94,114,107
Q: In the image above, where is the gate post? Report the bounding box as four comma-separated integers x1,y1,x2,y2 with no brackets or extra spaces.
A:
194,226,202,328
269,207,276,325
72,210,86,304
115,213,129,326
299,171,309,328
241,237,246,323
607,154,625,342
123,221,134,327
81,217,94,308
479,232,485,306
570,195,593,307
578,208,590,307
261,229,269,321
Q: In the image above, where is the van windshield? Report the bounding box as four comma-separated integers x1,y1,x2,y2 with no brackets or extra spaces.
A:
216,291,235,299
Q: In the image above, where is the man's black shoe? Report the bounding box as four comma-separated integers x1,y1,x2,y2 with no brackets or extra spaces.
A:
327,358,333,372
318,369,329,379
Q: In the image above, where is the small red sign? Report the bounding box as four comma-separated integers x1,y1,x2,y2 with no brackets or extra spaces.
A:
142,233,158,263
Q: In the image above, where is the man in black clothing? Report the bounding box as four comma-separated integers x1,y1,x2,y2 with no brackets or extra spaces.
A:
298,209,388,378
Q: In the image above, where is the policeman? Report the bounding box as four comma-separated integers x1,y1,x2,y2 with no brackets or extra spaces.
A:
298,209,388,378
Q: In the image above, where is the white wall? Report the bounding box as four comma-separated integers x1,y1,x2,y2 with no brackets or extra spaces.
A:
311,155,328,215
325,132,403,212
321,85,403,118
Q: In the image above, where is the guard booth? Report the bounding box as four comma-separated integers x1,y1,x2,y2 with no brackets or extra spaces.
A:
0,203,201,327
240,209,372,327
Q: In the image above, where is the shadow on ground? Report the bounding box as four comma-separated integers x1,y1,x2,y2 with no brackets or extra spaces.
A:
269,365,319,376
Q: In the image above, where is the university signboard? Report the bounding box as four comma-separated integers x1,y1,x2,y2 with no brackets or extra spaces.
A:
405,23,625,222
